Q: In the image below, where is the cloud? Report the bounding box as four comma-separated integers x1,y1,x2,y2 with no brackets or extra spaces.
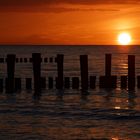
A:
0,6,120,13
0,0,140,7
0,0,139,13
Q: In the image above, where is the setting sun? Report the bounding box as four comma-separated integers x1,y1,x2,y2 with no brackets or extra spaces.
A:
118,33,132,45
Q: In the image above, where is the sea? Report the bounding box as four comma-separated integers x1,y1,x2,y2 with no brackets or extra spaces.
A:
0,45,139,140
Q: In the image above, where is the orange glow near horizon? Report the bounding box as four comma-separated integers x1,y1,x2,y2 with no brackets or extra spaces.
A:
0,4,140,45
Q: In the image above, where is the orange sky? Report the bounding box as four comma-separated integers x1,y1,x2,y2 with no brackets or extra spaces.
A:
0,1,140,45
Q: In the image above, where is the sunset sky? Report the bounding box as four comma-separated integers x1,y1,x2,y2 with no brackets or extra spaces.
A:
1,0,140,45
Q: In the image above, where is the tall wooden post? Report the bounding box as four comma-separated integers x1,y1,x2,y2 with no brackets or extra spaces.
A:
128,55,135,90
80,55,88,90
105,54,111,76
32,53,41,93
57,54,64,89
6,54,16,93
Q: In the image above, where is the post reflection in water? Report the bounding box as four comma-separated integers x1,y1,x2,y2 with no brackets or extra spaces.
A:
0,88,139,139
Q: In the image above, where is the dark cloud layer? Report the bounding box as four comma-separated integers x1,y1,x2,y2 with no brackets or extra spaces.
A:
0,0,139,6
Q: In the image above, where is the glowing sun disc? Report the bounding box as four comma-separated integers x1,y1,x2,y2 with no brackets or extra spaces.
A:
118,33,131,45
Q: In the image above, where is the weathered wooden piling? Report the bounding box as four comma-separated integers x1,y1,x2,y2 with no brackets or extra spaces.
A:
121,76,127,89
99,76,117,88
56,54,64,89
20,58,23,63
90,76,96,89
137,76,140,88
24,58,28,63
0,79,3,92
72,77,79,89
26,78,32,89
0,58,4,63
41,77,46,89
50,57,53,63
99,54,117,88
64,77,70,89
48,77,53,89
32,53,42,93
105,54,111,76
15,78,21,91
6,54,16,93
44,58,48,63
16,58,19,63
80,55,88,90
128,55,135,90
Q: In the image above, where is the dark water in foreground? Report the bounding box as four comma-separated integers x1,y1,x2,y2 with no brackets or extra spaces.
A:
0,45,140,140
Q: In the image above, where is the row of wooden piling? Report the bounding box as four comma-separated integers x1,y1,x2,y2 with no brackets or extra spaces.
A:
1,75,140,92
1,53,138,93
0,76,95,92
0,57,57,63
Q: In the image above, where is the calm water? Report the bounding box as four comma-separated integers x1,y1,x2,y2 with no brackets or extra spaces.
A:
0,45,140,140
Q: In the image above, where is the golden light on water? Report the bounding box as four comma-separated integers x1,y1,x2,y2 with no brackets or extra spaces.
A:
118,33,132,45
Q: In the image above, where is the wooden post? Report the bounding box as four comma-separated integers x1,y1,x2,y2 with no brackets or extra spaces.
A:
24,58,28,63
6,54,16,93
20,58,23,63
137,76,140,88
64,77,70,89
57,54,64,89
48,77,53,89
16,58,19,63
15,78,21,91
0,58,4,63
128,55,135,90
41,77,46,89
0,79,3,92
90,76,96,89
72,77,79,89
99,54,117,88
44,58,48,63
80,55,88,90
26,78,32,89
105,54,111,76
32,53,41,93
99,76,117,88
121,76,127,89
50,57,53,63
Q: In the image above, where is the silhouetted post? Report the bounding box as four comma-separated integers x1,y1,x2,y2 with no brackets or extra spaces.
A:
48,77,53,89
121,76,127,89
15,78,21,91
90,76,96,89
26,78,32,89
32,53,41,93
105,54,111,76
99,54,117,88
6,54,16,93
16,58,19,63
50,57,53,63
41,77,46,89
44,58,48,63
57,54,64,89
64,77,70,89
20,58,23,63
80,55,88,90
99,76,117,88
0,58,4,63
0,79,3,92
24,58,28,63
128,55,135,90
72,77,79,89
137,76,140,88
